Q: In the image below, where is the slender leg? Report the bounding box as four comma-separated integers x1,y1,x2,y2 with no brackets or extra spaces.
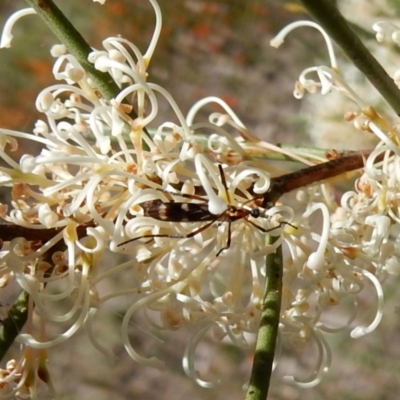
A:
247,220,297,233
216,220,232,257
118,217,218,246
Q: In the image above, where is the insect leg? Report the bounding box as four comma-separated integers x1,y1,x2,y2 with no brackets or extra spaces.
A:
118,217,219,247
247,219,297,233
216,220,232,257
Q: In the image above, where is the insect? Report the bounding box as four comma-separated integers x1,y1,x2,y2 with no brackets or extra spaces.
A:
119,165,292,256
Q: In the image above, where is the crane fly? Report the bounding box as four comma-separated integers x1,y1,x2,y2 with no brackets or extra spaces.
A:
119,165,292,256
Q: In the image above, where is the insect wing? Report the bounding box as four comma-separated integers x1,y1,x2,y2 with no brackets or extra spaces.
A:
141,200,215,222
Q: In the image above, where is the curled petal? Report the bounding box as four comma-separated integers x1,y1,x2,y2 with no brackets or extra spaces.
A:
230,168,270,195
183,322,219,388
85,308,117,360
270,21,337,69
194,154,227,215
350,267,384,338
301,203,330,271
368,121,400,156
38,203,59,228
75,227,106,254
17,283,91,348
0,8,36,48
281,329,331,388
121,290,170,368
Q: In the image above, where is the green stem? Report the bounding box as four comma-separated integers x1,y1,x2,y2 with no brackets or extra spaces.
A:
0,291,29,359
300,0,400,115
24,0,146,130
25,0,120,101
143,130,365,162
246,237,283,400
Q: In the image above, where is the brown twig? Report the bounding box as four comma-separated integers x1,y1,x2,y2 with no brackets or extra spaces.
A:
260,149,375,207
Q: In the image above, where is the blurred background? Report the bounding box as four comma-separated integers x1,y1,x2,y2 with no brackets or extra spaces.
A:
1,0,400,399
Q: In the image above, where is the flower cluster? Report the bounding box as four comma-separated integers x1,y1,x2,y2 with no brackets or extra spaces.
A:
0,0,400,398
0,0,297,396
271,19,400,385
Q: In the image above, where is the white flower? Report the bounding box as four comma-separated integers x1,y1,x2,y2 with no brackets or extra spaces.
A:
4,0,400,394
0,0,300,393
